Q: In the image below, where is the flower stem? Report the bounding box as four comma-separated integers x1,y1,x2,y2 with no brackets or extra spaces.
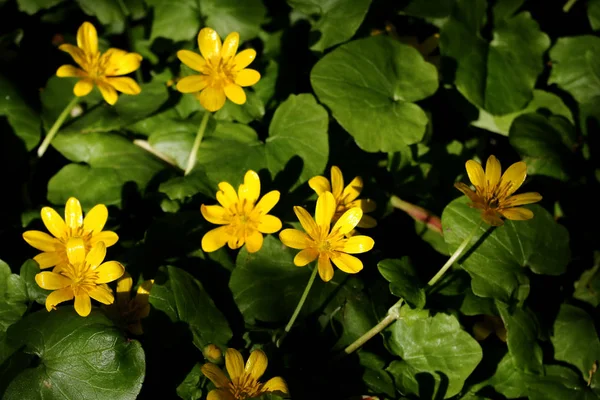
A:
342,220,484,355
185,111,210,175
37,96,79,158
427,219,483,287
563,0,578,12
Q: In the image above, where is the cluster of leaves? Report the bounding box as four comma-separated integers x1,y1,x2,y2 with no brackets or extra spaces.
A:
1,0,600,399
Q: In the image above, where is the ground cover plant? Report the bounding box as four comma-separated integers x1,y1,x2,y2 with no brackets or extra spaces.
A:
1,0,599,399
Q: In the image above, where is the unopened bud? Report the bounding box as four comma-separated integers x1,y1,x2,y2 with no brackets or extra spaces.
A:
203,344,223,363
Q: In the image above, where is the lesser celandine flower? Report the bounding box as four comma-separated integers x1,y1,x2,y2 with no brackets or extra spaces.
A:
35,241,125,317
23,197,118,271
279,191,375,282
176,27,261,112
57,22,142,105
455,155,542,226
201,170,281,253
104,272,153,335
309,166,377,229
201,348,288,400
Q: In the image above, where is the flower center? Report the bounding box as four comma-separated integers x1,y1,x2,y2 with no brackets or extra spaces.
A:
229,374,262,399
61,262,98,296
205,58,235,88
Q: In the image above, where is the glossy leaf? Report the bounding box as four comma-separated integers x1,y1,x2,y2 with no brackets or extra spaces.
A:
497,303,543,374
378,258,426,308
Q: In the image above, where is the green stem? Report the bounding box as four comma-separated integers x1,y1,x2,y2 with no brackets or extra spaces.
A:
285,265,318,333
185,112,210,175
427,219,483,287
37,96,79,158
344,300,403,354
563,0,578,12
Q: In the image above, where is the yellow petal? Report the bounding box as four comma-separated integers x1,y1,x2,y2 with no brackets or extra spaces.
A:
254,191,280,215
73,79,94,97
177,75,209,93
308,176,331,195
59,44,86,67
74,293,92,317
177,50,207,72
330,166,344,199
198,86,226,112
116,273,133,304
23,231,58,252
293,206,318,238
234,69,260,87
207,389,235,400
35,271,71,290
245,231,264,253
65,197,83,231
347,198,376,213
102,49,142,75
95,261,125,283
225,348,245,380
343,235,374,254
86,242,107,269
232,49,256,71
454,182,482,203
34,252,62,269
317,254,334,282
357,214,378,229
257,214,281,234
239,170,260,204
202,226,230,252
341,175,363,203
41,206,67,239
331,253,363,274
503,192,542,207
500,207,534,221
465,160,485,189
245,349,267,380
198,27,222,60
499,161,527,197
105,77,141,95
201,205,230,225
88,285,114,305
279,229,310,249
221,32,239,61
294,248,319,266
217,181,239,209
66,237,86,266
77,22,98,54
224,84,246,105
315,191,336,229
56,65,86,77
97,80,118,105
485,155,502,191
331,208,363,236
262,377,289,394
83,204,108,234
201,363,230,388
45,287,74,311
227,234,244,250
481,209,504,226
89,231,119,247
134,280,153,305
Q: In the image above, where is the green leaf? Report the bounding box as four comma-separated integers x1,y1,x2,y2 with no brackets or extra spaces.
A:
159,171,215,201
19,260,50,305
0,261,27,334
472,90,574,136
201,0,266,40
287,0,371,51
497,303,543,374
590,0,600,30
526,365,598,400
551,304,600,387
377,258,426,308
266,94,329,189
509,113,576,181
359,352,396,398
573,255,600,307
230,235,340,323
486,353,528,398
149,266,232,350
16,0,65,14
549,35,600,104
441,197,570,303
47,132,165,207
311,36,438,152
329,282,377,349
176,363,203,400
440,0,550,115
0,74,41,151
75,0,125,33
3,309,145,399
386,306,482,399
147,0,200,42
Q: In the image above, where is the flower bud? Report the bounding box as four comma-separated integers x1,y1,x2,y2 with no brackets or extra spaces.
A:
203,344,223,363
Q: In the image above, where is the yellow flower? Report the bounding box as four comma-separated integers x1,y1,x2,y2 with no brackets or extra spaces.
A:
35,241,125,317
201,170,282,254
279,191,375,282
23,197,118,271
176,27,261,112
201,348,288,400
104,272,153,335
309,166,377,229
56,21,142,105
455,155,542,226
